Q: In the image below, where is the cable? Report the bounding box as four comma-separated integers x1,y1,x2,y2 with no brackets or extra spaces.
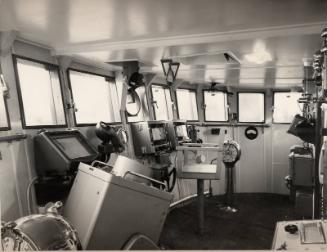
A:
210,158,218,164
27,177,38,215
173,151,182,200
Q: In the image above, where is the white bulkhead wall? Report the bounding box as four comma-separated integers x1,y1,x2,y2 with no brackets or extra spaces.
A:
193,86,302,194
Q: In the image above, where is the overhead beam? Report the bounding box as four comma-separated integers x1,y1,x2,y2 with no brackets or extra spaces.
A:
0,30,18,56
140,64,304,75
52,21,327,55
70,55,123,71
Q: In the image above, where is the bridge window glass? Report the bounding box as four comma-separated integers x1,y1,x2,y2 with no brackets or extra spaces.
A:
238,92,265,123
152,85,173,121
273,92,302,123
176,89,198,121
14,57,66,128
69,70,121,125
204,90,228,121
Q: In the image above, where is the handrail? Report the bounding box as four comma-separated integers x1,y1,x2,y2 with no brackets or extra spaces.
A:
122,233,159,250
0,134,27,142
123,171,167,190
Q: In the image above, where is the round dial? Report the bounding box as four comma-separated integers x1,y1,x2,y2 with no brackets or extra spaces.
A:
222,140,241,164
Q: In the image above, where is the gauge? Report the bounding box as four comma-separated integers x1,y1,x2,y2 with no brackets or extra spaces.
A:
222,140,241,164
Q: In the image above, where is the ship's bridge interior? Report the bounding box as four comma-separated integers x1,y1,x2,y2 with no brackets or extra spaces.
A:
1,0,327,250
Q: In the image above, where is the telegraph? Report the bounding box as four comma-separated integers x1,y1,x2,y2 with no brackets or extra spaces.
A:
220,140,241,213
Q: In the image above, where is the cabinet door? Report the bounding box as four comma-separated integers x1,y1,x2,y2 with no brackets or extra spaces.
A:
0,142,22,221
0,139,32,221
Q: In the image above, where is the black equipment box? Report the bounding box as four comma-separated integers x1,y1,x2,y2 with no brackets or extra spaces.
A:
295,189,313,219
289,148,314,187
34,129,98,177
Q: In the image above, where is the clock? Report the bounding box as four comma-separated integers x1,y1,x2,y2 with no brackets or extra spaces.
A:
222,140,241,164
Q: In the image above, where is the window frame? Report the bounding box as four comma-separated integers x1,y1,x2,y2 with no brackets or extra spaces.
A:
202,89,229,122
67,68,120,127
237,91,266,124
13,55,67,129
0,83,11,131
175,88,199,122
272,91,302,124
150,83,173,121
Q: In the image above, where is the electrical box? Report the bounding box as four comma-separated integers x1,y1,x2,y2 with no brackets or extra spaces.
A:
289,152,314,187
295,189,313,219
130,121,170,156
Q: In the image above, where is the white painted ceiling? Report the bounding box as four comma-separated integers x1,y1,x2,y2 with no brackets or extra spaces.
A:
1,0,327,87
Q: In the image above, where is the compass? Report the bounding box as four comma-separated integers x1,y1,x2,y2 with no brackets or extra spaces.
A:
222,140,241,164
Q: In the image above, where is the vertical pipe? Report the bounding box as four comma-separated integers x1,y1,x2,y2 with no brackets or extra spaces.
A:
322,37,327,218
197,179,204,235
225,164,234,206
315,100,322,218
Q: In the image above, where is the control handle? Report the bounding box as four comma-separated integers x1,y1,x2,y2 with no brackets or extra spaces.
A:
123,171,167,190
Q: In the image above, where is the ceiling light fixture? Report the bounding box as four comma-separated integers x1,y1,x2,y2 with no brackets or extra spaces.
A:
161,59,180,85
244,40,272,64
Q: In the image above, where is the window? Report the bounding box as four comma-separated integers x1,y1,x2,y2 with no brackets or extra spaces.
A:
204,90,228,121
151,85,173,121
14,57,66,128
238,93,265,123
176,89,198,121
68,70,121,125
273,92,302,123
0,73,10,130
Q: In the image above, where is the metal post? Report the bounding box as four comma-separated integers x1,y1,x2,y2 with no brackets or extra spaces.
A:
197,179,204,235
225,165,234,206
314,100,323,218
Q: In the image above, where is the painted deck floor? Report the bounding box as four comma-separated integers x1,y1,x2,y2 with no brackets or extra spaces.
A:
160,193,295,250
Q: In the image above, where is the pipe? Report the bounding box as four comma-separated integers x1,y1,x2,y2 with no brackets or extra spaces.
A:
170,190,210,208
26,177,38,215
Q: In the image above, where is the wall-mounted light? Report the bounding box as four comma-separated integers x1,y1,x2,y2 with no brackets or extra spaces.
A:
161,59,180,85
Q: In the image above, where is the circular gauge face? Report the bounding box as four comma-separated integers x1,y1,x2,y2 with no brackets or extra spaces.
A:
222,140,241,164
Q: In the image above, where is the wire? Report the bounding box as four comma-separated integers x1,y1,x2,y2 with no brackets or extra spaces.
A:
173,151,182,200
27,177,38,215
210,158,218,164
